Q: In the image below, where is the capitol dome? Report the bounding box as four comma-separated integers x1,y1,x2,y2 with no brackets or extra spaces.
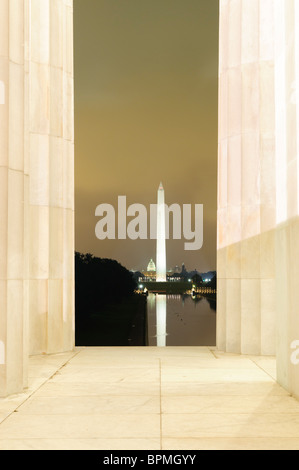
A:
147,259,156,272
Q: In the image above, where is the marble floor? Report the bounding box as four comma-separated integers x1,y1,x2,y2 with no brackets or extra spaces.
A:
0,346,299,450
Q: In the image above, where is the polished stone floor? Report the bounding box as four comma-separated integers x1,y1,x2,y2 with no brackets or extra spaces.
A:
0,347,299,450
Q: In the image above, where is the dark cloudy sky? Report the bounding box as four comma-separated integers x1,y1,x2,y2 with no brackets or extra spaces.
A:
74,0,219,273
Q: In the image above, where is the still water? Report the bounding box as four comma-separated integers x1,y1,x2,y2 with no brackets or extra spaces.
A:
146,293,216,346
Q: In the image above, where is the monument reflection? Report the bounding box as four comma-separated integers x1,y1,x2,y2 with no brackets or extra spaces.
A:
147,293,216,347
156,295,167,347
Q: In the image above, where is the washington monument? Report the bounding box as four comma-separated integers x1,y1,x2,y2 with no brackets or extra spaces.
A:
156,182,167,282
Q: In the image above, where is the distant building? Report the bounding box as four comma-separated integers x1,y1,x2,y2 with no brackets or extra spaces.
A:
140,259,156,281
138,258,197,283
147,259,156,272
167,272,184,282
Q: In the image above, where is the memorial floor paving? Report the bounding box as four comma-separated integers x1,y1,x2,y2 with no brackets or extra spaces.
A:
0,347,299,450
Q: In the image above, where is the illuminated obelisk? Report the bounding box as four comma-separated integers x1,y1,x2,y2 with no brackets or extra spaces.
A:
156,182,166,282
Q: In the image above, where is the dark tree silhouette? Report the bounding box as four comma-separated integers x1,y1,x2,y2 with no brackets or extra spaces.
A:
75,252,137,323
192,273,203,289
207,274,217,289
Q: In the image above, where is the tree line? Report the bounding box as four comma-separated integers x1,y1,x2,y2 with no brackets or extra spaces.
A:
75,252,137,323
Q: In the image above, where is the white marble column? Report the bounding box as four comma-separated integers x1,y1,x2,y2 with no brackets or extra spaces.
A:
274,0,299,400
218,0,299,399
217,0,276,356
27,0,75,355
0,0,74,397
0,0,27,397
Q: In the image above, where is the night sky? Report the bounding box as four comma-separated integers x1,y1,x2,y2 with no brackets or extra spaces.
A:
74,0,219,273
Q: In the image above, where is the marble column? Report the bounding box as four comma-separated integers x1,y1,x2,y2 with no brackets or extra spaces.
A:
217,0,276,356
218,0,299,399
0,0,27,396
27,0,74,356
274,0,299,400
0,0,74,397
